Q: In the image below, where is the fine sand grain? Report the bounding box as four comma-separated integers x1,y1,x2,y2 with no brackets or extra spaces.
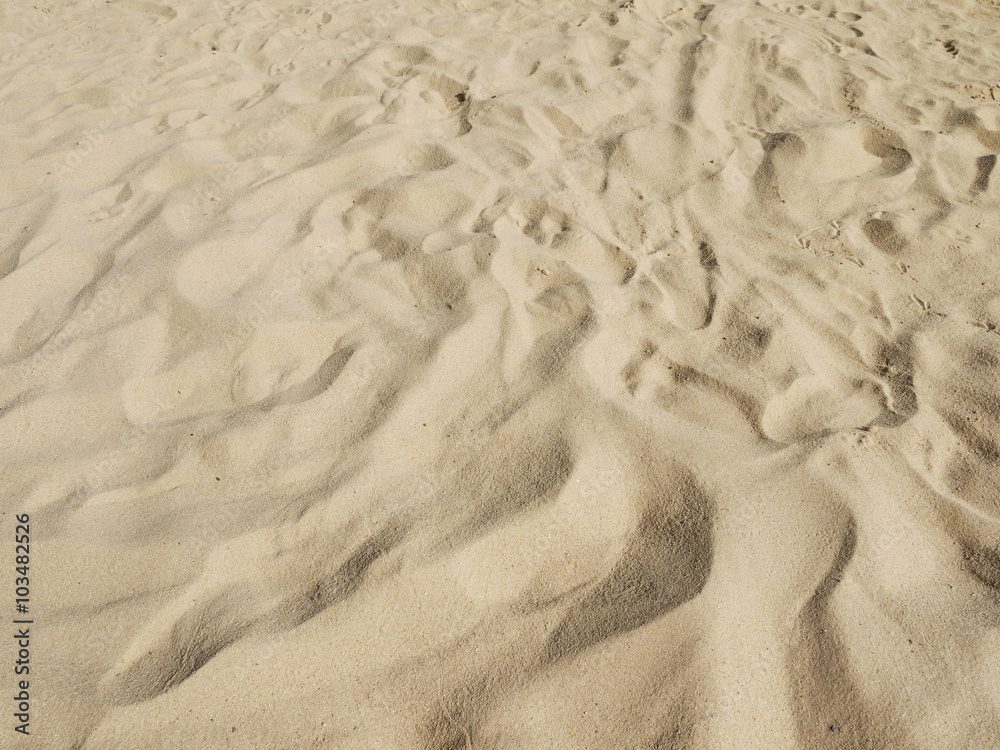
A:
2,0,1000,747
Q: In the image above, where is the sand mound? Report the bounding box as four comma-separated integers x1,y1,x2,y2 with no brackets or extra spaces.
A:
3,0,1000,746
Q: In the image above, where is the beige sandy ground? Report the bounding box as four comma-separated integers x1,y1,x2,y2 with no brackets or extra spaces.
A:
2,0,1000,747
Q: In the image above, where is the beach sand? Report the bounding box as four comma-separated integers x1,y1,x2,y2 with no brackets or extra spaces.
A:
2,0,1000,746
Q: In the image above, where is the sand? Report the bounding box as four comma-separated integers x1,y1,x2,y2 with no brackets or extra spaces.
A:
2,0,1000,746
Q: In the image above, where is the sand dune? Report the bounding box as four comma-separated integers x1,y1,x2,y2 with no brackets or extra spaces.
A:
3,0,1000,746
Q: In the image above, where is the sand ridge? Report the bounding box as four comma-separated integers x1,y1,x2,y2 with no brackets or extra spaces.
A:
2,0,1000,747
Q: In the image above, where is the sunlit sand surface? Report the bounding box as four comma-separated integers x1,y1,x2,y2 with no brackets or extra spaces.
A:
2,0,1000,746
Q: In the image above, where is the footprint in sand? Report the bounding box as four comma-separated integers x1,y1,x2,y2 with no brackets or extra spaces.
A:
861,214,909,257
116,0,177,20
85,182,133,221
647,241,717,331
753,121,914,228
761,374,886,443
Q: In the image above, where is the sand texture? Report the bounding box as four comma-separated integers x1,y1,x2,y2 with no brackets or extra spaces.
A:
3,0,1000,747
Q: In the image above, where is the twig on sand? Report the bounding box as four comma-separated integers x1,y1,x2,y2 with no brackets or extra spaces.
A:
436,681,474,749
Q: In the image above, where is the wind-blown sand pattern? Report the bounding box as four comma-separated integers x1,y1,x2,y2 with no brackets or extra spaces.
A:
2,0,1000,747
